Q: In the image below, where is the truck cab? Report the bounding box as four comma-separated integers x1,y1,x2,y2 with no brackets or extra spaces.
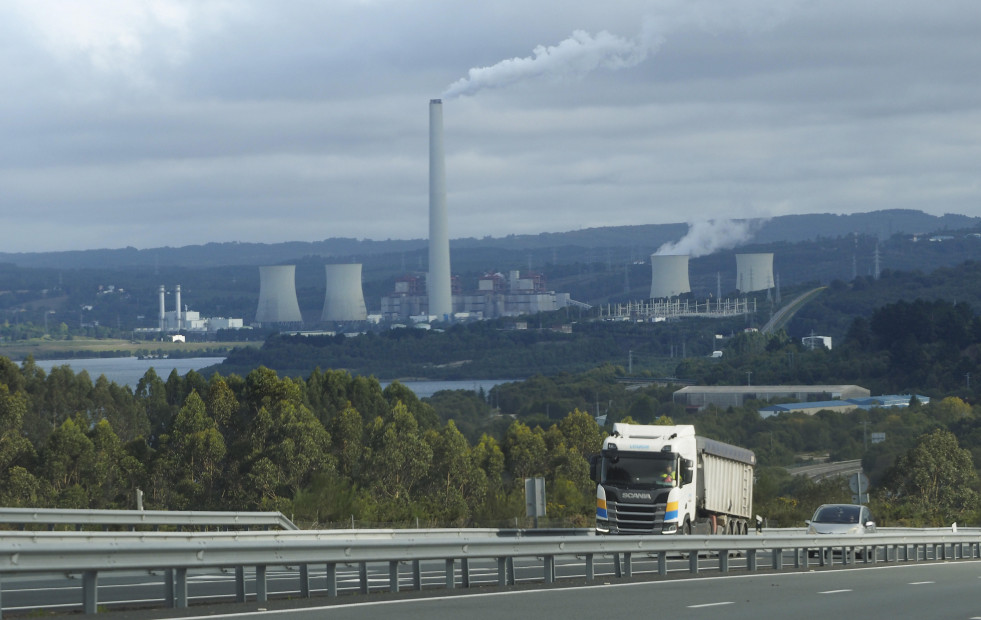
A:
591,423,755,535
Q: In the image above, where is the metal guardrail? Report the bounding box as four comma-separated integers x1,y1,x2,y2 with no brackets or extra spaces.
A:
0,507,298,531
0,528,979,617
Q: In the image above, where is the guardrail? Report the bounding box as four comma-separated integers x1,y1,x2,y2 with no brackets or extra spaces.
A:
1,529,979,617
0,507,298,531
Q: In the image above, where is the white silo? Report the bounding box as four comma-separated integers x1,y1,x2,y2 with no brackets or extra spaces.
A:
735,253,774,293
255,265,303,325
428,99,453,320
321,264,367,322
650,254,691,299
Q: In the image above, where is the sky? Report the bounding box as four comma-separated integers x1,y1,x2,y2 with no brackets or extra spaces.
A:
1,0,979,253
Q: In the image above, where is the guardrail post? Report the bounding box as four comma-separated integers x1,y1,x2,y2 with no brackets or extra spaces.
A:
585,553,594,581
719,549,730,573
507,557,515,585
300,564,310,598
613,553,622,578
445,559,455,589
412,560,422,590
658,551,667,576
326,563,337,597
689,550,699,574
165,568,175,607
771,548,782,571
175,568,188,608
747,549,757,571
235,566,246,602
801,548,809,569
498,557,508,587
359,562,369,594
389,561,400,593
256,565,267,602
544,556,555,584
461,558,471,588
82,570,98,616
1,575,4,620
624,552,632,578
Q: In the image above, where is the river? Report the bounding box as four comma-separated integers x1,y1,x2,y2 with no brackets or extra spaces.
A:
31,357,516,398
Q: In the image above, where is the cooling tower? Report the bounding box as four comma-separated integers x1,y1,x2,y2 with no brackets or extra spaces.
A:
736,253,775,293
321,264,368,322
428,99,453,319
650,254,691,299
254,265,303,325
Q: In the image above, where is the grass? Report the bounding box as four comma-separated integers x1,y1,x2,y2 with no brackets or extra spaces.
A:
0,337,260,360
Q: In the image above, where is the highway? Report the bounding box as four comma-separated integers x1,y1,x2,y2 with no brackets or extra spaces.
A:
156,560,981,620
3,550,975,617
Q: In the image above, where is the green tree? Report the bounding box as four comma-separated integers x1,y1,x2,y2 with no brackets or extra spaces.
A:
882,428,980,525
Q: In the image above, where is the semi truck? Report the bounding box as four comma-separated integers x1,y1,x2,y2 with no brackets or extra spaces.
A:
591,423,755,535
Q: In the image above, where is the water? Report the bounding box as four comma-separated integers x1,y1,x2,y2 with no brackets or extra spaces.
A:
33,357,225,389
381,379,517,398
29,357,516,397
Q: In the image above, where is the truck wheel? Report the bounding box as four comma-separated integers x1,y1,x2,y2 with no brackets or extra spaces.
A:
682,518,691,535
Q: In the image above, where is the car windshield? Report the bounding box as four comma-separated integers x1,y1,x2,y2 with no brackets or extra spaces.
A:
601,453,676,488
814,505,861,524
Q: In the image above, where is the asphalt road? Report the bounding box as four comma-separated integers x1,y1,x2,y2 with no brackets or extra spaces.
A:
4,552,978,618
165,560,981,620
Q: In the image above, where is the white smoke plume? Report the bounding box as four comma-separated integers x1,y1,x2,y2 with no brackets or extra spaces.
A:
442,24,662,99
441,2,797,99
655,219,764,258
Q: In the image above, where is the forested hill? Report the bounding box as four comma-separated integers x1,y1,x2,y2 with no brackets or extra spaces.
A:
1,209,975,269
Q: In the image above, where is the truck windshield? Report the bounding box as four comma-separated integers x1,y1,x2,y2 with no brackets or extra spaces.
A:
602,453,676,488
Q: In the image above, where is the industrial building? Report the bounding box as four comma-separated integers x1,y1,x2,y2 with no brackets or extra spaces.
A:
254,265,303,327
673,384,871,411
321,264,368,322
134,284,244,336
380,269,572,322
758,394,930,418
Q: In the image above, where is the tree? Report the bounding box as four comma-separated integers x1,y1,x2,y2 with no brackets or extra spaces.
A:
882,428,980,525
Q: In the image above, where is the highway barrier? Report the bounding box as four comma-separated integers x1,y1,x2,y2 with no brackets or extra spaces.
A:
1,528,979,617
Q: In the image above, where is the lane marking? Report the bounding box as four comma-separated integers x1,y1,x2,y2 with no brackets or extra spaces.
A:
688,602,735,608
818,589,853,594
908,581,935,585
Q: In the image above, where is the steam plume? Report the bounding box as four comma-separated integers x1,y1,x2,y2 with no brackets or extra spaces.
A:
442,24,662,99
655,219,763,258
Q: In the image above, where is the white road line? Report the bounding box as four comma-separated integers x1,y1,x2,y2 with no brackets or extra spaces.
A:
908,581,935,585
818,589,853,594
688,601,735,608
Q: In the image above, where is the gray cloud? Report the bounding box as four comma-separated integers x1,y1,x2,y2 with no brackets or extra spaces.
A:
0,0,979,252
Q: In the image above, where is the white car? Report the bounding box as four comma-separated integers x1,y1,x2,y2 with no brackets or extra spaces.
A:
806,504,877,535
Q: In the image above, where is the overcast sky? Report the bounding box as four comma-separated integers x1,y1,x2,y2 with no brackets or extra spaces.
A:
2,0,979,253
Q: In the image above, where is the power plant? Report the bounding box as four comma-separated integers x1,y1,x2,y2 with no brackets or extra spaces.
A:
428,99,453,320
254,265,303,327
321,264,368,322
735,253,775,293
649,254,691,299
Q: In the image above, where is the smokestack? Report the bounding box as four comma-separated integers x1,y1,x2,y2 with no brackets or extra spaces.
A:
158,285,165,331
428,99,452,319
175,284,182,331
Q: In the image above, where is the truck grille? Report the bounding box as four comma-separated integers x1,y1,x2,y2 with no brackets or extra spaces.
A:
607,500,665,534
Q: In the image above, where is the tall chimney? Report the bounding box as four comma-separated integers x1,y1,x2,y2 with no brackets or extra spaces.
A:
158,285,165,331
175,284,182,331
428,99,452,320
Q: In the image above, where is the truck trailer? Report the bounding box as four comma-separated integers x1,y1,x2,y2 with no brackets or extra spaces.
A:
591,423,756,535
